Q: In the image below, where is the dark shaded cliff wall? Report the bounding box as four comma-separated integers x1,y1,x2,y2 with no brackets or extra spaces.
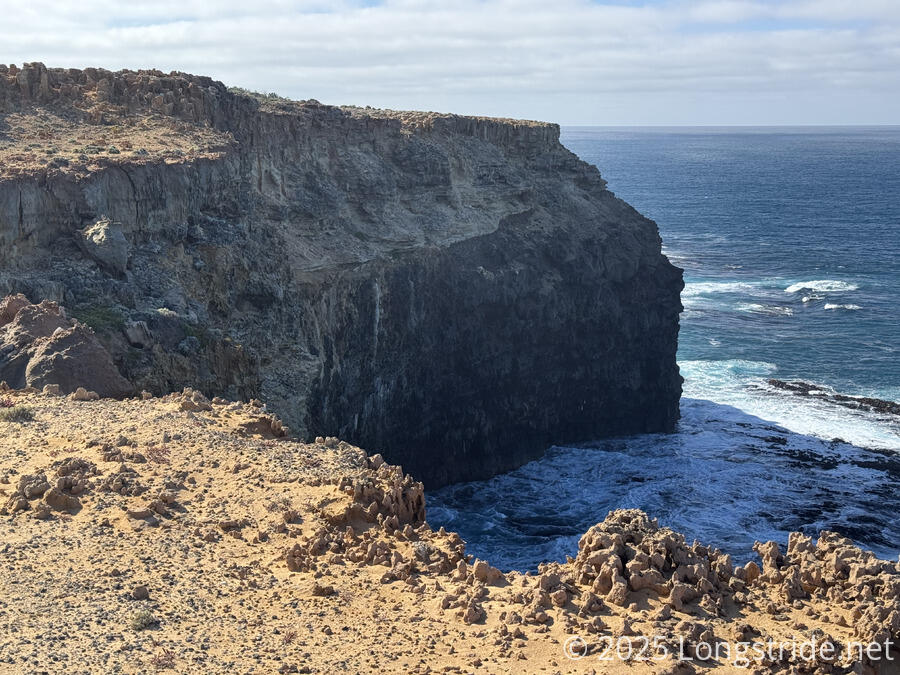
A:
307,225,682,486
0,64,683,486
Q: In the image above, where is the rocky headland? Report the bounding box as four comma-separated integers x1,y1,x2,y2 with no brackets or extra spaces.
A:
7,64,899,674
0,62,682,486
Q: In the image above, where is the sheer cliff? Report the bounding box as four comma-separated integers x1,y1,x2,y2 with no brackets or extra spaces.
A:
0,63,683,486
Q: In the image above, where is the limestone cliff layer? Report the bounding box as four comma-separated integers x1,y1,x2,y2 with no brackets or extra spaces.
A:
0,63,683,486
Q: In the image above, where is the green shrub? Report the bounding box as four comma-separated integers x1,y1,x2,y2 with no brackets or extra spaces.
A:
227,86,291,104
0,406,34,423
182,322,211,346
71,305,125,333
130,609,158,631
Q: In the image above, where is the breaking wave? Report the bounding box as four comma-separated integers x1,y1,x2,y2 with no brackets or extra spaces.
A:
785,280,859,294
683,281,764,297
429,359,900,571
737,303,794,316
824,303,862,311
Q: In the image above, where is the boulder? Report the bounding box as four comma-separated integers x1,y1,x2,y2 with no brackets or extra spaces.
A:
0,296,132,398
71,387,100,401
472,559,503,584
0,293,29,326
78,218,130,276
123,320,153,348
606,575,629,606
43,487,81,513
26,324,132,398
17,473,50,499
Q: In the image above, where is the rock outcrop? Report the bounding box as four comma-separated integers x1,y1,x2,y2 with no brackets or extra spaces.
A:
767,378,900,417
0,295,132,397
1,389,898,672
77,218,131,277
0,63,683,486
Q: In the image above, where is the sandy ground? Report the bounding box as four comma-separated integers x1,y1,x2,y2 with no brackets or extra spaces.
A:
1,388,899,674
0,106,232,180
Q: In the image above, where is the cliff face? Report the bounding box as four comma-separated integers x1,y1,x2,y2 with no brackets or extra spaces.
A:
0,63,683,486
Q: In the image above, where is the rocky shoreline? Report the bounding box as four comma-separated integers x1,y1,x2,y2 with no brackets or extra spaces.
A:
3,63,898,674
766,380,900,419
1,387,899,673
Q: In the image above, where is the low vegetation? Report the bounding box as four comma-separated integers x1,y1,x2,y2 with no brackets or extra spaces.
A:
149,647,176,670
227,86,290,102
71,305,125,333
130,609,158,632
0,405,34,423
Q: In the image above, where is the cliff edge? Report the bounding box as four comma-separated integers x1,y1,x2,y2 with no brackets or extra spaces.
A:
0,63,683,486
1,390,897,673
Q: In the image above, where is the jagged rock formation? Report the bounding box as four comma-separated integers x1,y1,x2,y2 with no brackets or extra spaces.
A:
1,389,898,672
0,62,683,486
767,379,900,417
0,294,132,397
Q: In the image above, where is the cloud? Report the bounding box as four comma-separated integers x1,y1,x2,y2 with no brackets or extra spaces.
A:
2,0,899,124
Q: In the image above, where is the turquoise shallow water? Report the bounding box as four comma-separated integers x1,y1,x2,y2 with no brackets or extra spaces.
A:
429,127,900,570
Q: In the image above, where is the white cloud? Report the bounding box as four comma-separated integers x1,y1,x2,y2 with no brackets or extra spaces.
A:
1,0,898,124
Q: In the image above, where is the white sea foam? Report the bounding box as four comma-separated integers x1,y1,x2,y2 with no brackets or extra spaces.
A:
682,280,777,310
680,360,900,451
824,303,862,311
429,359,900,571
784,280,859,294
679,359,778,393
683,281,764,297
737,303,794,316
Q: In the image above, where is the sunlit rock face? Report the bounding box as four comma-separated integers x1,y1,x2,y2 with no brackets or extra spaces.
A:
0,63,683,486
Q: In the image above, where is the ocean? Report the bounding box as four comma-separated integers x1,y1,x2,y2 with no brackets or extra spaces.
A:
429,126,900,571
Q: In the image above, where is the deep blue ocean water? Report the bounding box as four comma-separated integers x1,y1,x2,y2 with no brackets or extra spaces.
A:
429,127,900,570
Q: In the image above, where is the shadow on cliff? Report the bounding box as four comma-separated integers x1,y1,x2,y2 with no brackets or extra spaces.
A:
427,397,900,571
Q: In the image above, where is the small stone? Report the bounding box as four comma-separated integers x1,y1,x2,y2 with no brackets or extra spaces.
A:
550,589,568,607
71,387,100,401
32,503,52,520
311,582,334,597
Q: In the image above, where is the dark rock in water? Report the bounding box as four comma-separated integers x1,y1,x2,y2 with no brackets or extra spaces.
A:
0,65,683,486
834,394,900,416
767,379,900,417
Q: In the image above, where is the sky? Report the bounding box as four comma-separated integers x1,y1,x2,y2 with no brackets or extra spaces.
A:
2,0,900,125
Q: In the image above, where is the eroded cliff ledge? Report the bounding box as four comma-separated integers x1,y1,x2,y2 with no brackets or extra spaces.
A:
0,62,683,486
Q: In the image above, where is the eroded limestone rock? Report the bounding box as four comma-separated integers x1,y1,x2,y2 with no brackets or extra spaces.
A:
0,297,131,398
78,219,130,276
